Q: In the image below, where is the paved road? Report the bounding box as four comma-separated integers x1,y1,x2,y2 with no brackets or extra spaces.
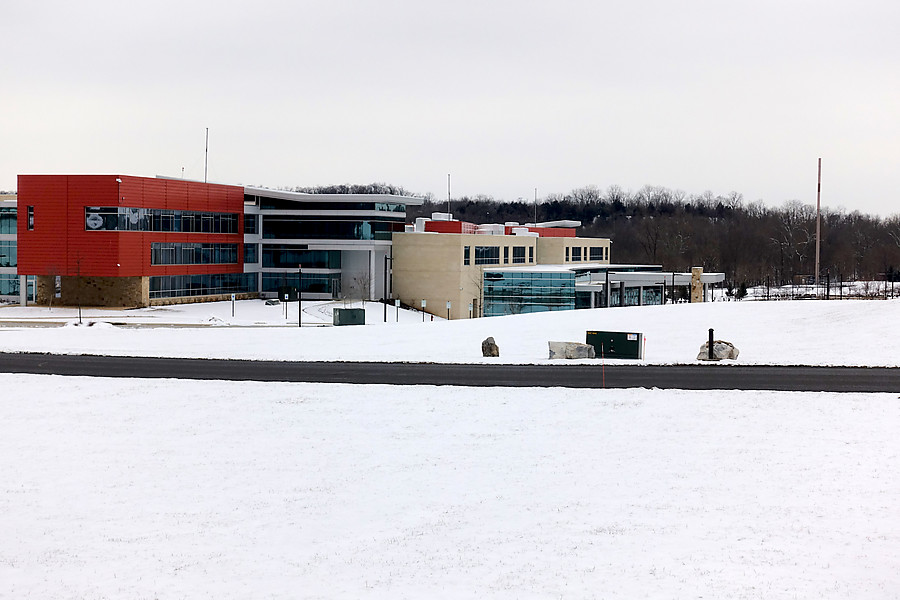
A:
2,352,899,392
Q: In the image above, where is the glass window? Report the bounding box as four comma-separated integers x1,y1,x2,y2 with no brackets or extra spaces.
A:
0,241,16,267
474,246,500,265
590,247,602,261
262,216,403,241
261,246,341,269
529,246,534,263
0,274,20,295
244,243,259,264
565,247,569,262
572,247,582,261
27,206,34,230
86,207,238,233
463,246,470,266
149,273,257,299
512,246,526,264
261,272,342,296
150,243,238,265
0,207,16,234
482,270,576,317
504,246,510,264
244,214,258,235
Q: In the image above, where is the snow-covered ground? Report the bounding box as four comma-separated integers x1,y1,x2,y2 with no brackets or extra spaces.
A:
3,376,898,599
3,299,899,598
1,297,898,366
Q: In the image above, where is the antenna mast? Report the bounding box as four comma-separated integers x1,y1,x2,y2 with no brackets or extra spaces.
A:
204,128,209,183
815,157,822,287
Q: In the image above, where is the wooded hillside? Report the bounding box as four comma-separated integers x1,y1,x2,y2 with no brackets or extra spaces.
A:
409,185,900,287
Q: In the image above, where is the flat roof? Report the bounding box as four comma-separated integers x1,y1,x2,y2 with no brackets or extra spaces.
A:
483,264,576,273
243,185,425,205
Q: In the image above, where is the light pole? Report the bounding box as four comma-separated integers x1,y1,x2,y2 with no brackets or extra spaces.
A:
383,255,394,323
297,264,302,328
75,255,82,325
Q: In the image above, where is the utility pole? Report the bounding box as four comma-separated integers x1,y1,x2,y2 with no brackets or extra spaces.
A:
447,173,451,215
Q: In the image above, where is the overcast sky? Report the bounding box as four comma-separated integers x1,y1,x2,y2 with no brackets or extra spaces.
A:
3,1,898,215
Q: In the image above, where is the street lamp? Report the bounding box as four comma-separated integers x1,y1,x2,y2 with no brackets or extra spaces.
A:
297,264,302,328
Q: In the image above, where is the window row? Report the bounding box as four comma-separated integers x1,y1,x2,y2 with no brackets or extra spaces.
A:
252,196,407,213
149,273,257,299
466,245,534,266
150,243,239,266
566,246,608,262
261,246,341,269
261,273,342,296
483,272,576,317
85,207,240,233
262,218,404,241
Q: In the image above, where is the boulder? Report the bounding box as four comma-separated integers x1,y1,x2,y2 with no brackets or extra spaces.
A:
481,336,500,357
697,340,740,361
549,341,597,360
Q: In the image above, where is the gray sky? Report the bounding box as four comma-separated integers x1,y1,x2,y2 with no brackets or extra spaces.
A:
3,0,898,215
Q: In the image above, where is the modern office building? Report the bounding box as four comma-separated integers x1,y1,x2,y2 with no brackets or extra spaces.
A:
392,213,724,319
16,174,423,307
242,185,421,301
391,214,612,319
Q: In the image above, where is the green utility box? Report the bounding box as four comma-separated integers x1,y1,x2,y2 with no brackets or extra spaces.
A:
586,330,644,359
333,308,366,326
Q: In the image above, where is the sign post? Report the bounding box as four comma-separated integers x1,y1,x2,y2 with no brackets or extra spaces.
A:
420,299,426,322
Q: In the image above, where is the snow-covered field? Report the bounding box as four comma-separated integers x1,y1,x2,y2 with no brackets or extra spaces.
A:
1,297,899,366
3,376,898,599
3,299,899,598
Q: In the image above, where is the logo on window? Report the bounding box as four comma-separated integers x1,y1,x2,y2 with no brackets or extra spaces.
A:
86,213,104,229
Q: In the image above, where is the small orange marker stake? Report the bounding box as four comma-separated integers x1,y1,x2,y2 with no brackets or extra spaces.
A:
601,343,605,389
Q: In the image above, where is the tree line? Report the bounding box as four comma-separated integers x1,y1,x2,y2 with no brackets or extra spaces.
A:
407,184,900,287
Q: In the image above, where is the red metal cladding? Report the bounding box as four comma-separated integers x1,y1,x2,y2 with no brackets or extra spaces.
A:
17,174,245,277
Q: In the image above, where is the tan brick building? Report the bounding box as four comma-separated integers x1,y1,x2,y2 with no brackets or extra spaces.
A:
392,217,611,319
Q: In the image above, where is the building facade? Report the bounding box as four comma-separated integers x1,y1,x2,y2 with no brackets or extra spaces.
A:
16,175,423,307
0,194,33,304
17,175,251,306
243,186,421,301
392,215,611,319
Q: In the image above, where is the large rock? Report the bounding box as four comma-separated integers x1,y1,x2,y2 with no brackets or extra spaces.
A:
482,336,500,357
549,341,596,360
697,340,740,361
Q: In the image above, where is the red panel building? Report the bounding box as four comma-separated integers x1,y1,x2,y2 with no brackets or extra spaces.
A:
17,174,251,307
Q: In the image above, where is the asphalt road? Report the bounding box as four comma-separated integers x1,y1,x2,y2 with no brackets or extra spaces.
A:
2,352,899,392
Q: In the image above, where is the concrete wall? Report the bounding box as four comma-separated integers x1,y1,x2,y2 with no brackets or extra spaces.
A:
392,233,481,319
340,249,374,299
